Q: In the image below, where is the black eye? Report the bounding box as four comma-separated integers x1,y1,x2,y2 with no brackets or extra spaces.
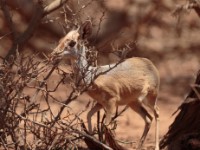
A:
69,40,76,47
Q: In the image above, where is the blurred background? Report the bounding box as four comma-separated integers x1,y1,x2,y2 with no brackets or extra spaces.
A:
0,0,200,148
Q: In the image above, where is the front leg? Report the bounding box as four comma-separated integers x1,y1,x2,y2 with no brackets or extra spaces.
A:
87,103,102,134
104,98,117,126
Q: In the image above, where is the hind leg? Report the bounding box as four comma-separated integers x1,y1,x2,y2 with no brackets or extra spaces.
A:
104,97,117,126
154,105,159,150
145,93,160,150
129,101,153,149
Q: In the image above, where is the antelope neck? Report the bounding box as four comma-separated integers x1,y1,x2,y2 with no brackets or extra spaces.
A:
73,44,96,85
73,44,118,86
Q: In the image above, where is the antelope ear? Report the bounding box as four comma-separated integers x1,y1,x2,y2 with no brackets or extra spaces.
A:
79,21,92,39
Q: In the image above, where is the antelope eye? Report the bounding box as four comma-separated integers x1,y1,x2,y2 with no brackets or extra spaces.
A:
69,40,76,47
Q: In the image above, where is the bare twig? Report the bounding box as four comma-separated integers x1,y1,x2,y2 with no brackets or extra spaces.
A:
4,0,69,61
77,122,113,150
30,61,59,104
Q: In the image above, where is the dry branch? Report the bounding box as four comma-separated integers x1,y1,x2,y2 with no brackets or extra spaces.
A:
2,0,68,62
173,0,200,18
0,53,97,149
105,127,128,150
79,122,113,150
0,0,16,39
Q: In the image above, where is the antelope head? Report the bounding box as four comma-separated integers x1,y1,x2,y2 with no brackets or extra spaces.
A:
51,21,92,62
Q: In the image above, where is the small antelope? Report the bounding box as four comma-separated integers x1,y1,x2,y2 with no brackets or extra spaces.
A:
52,22,160,150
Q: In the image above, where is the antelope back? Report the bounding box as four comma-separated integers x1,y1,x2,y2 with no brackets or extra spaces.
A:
90,57,160,104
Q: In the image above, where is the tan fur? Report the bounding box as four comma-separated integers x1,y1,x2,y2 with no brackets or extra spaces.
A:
88,57,159,105
52,24,160,150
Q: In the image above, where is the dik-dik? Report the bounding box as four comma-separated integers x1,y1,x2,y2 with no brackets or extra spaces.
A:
52,22,160,150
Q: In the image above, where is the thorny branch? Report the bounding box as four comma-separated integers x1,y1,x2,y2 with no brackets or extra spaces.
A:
173,0,200,18
1,0,69,62
0,53,86,149
0,44,128,149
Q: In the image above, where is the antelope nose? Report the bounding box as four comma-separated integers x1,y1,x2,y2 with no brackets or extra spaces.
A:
69,40,76,47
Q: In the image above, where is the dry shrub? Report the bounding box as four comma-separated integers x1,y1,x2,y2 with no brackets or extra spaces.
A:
0,52,127,150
